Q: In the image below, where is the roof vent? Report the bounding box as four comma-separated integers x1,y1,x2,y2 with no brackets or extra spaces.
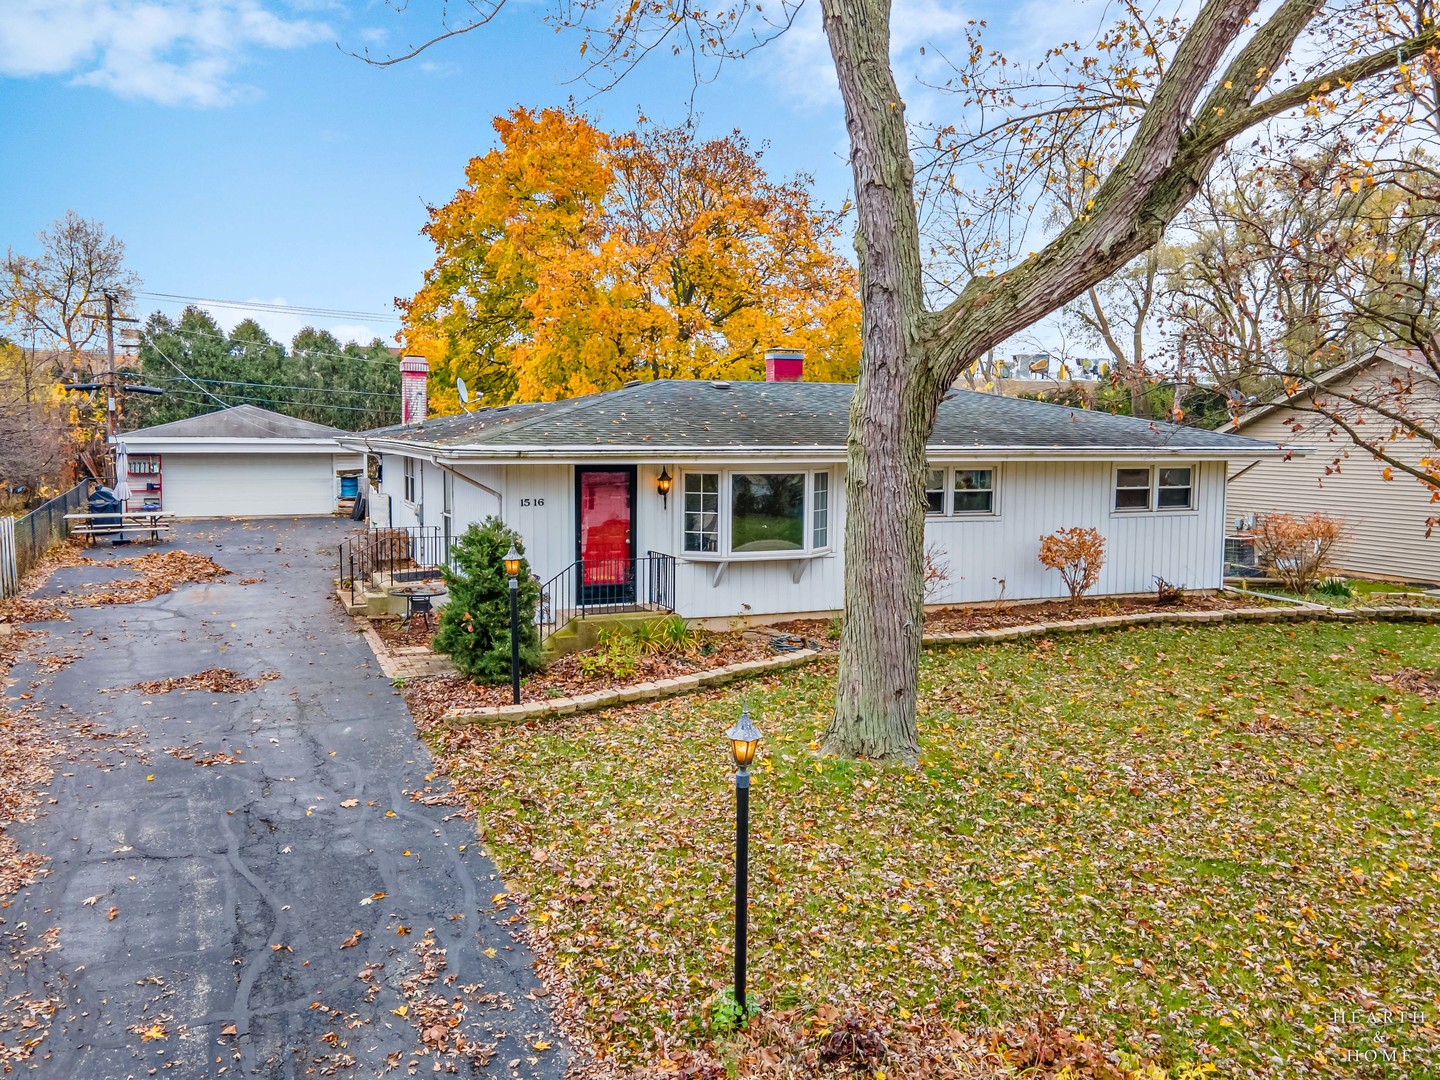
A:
710,380,732,390
624,379,643,388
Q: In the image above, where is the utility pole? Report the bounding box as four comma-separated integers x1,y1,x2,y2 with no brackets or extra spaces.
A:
64,299,161,486
103,292,119,458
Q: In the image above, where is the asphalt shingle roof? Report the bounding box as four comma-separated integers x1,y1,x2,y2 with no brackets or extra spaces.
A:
359,380,1279,454
123,404,348,441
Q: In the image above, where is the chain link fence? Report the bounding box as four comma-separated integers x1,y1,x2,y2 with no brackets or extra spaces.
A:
0,482,87,599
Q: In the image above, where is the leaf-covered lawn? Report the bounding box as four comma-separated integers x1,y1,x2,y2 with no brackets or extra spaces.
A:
423,622,1440,1077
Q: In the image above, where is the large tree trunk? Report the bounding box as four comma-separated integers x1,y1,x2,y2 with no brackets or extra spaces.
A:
819,0,935,761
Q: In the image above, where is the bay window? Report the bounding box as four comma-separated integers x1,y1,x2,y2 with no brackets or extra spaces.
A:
681,470,832,556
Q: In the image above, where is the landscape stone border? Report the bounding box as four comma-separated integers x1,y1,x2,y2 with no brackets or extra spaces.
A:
434,603,1438,726
442,649,820,726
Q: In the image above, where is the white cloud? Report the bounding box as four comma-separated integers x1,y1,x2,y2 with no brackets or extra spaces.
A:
0,0,332,106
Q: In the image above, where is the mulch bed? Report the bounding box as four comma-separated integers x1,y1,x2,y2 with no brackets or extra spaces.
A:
403,632,775,724
773,591,1274,645
373,617,440,649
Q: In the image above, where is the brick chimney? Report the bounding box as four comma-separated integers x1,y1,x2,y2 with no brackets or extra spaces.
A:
764,347,804,382
400,355,429,424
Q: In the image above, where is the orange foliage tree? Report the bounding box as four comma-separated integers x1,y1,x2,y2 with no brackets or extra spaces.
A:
400,108,860,409
1250,512,1346,593
1038,527,1107,609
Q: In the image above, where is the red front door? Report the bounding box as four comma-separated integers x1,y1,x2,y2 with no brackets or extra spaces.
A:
577,468,634,599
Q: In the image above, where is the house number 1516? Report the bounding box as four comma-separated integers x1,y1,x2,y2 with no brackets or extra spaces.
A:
519,497,545,507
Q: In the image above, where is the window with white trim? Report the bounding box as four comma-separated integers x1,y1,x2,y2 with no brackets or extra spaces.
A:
1114,465,1194,512
683,472,719,552
952,468,995,515
681,470,833,556
403,457,418,504
1157,466,1193,510
1114,467,1151,511
812,471,829,548
925,469,947,515
923,465,999,517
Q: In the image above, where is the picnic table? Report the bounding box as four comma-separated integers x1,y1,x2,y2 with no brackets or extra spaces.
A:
64,510,176,545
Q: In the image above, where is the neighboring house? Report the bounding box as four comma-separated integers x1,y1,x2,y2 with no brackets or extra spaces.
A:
1226,349,1440,584
338,354,1288,624
117,405,364,518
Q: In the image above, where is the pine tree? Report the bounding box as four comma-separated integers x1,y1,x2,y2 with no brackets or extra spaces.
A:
433,518,544,683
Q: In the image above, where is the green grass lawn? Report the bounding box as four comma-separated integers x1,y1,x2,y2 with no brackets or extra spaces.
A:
423,622,1440,1077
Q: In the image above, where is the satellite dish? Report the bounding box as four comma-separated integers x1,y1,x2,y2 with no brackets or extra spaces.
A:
457,377,473,413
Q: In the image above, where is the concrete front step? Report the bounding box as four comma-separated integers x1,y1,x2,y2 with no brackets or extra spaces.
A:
545,609,680,657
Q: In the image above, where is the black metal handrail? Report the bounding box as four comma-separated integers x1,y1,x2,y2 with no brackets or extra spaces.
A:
537,550,676,643
338,525,444,607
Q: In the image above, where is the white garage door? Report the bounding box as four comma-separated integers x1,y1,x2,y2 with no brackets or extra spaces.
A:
162,454,337,518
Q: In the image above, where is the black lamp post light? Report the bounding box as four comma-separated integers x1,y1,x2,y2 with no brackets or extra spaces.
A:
725,706,763,1020
504,541,522,705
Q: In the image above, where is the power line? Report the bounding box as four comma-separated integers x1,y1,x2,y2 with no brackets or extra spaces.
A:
139,330,232,409
142,375,399,398
134,323,402,368
139,385,399,419
136,290,402,322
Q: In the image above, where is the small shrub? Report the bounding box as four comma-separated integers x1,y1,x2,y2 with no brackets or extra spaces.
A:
825,615,843,642
923,542,951,602
1038,526,1106,608
432,518,545,683
817,1013,888,1068
1251,512,1344,593
578,628,642,680
1313,576,1354,600
706,989,758,1035
1155,577,1185,605
652,614,696,653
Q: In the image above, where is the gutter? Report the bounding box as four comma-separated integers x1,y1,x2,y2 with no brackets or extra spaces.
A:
338,438,1300,465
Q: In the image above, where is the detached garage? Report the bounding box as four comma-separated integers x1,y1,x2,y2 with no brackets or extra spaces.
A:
117,406,364,519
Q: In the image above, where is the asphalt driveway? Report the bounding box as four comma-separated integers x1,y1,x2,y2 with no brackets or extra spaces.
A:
1,518,568,1079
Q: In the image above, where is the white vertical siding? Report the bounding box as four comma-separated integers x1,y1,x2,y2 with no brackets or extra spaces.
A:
501,464,574,585
922,460,1226,605
373,452,1231,618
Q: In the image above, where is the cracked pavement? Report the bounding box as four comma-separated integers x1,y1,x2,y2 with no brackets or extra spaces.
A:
1,518,569,1078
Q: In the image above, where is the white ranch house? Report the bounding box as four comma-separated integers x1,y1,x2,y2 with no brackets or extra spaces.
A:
338,360,1289,627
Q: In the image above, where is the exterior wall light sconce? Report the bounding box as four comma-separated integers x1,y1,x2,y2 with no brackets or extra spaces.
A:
657,467,673,509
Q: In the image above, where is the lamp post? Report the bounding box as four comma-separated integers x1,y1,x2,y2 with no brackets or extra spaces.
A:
504,542,522,704
725,706,762,1017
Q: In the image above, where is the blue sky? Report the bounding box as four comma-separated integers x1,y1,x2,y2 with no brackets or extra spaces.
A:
0,0,1070,349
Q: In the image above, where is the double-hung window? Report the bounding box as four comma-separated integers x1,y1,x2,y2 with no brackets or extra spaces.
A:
925,469,947,515
923,465,999,517
683,472,720,552
952,469,995,515
1114,465,1194,512
682,470,832,556
402,458,418,504
812,471,830,548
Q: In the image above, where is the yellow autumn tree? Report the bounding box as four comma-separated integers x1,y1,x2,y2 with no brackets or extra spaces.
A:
400,108,859,405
